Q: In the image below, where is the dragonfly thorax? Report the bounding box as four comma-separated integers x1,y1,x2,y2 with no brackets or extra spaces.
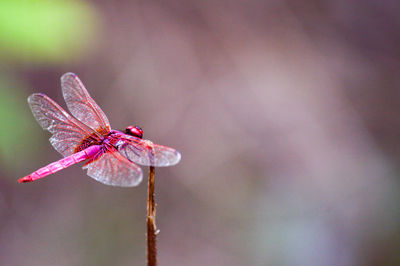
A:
125,125,143,139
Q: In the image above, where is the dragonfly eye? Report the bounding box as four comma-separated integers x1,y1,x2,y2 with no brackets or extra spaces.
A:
125,125,143,139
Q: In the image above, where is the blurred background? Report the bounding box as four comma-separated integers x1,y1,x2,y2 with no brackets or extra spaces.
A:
0,0,400,265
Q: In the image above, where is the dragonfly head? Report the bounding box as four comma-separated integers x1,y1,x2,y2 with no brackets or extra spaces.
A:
125,125,143,139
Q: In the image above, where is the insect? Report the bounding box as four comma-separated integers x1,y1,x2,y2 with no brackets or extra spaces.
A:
18,73,181,187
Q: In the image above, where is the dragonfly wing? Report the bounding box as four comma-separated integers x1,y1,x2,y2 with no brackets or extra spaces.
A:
84,149,143,187
61,73,111,132
28,93,95,156
117,135,181,167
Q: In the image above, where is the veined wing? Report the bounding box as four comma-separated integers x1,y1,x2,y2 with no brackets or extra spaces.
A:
117,134,181,167
61,73,111,133
84,147,143,187
28,93,96,156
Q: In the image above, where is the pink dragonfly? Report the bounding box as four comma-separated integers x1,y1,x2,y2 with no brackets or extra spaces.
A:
18,73,181,187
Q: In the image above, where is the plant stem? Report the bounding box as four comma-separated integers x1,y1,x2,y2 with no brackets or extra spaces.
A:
147,165,157,266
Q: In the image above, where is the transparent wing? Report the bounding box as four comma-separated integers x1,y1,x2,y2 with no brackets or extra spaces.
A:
117,135,181,167
84,148,143,187
61,72,111,132
28,93,96,157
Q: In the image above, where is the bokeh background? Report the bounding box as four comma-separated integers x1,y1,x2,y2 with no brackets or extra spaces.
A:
1,1,400,265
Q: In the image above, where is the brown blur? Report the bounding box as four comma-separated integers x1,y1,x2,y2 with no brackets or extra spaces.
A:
1,1,400,265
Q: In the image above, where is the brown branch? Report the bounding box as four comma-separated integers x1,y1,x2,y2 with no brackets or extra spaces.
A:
147,165,157,266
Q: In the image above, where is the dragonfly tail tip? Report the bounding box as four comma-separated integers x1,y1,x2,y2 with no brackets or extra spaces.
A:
18,176,33,183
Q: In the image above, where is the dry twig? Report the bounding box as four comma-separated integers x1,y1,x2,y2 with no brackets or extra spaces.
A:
147,165,157,266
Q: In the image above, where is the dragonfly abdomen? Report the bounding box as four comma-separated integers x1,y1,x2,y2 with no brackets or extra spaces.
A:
18,145,102,183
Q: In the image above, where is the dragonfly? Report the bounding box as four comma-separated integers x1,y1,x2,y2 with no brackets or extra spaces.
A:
18,73,181,187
